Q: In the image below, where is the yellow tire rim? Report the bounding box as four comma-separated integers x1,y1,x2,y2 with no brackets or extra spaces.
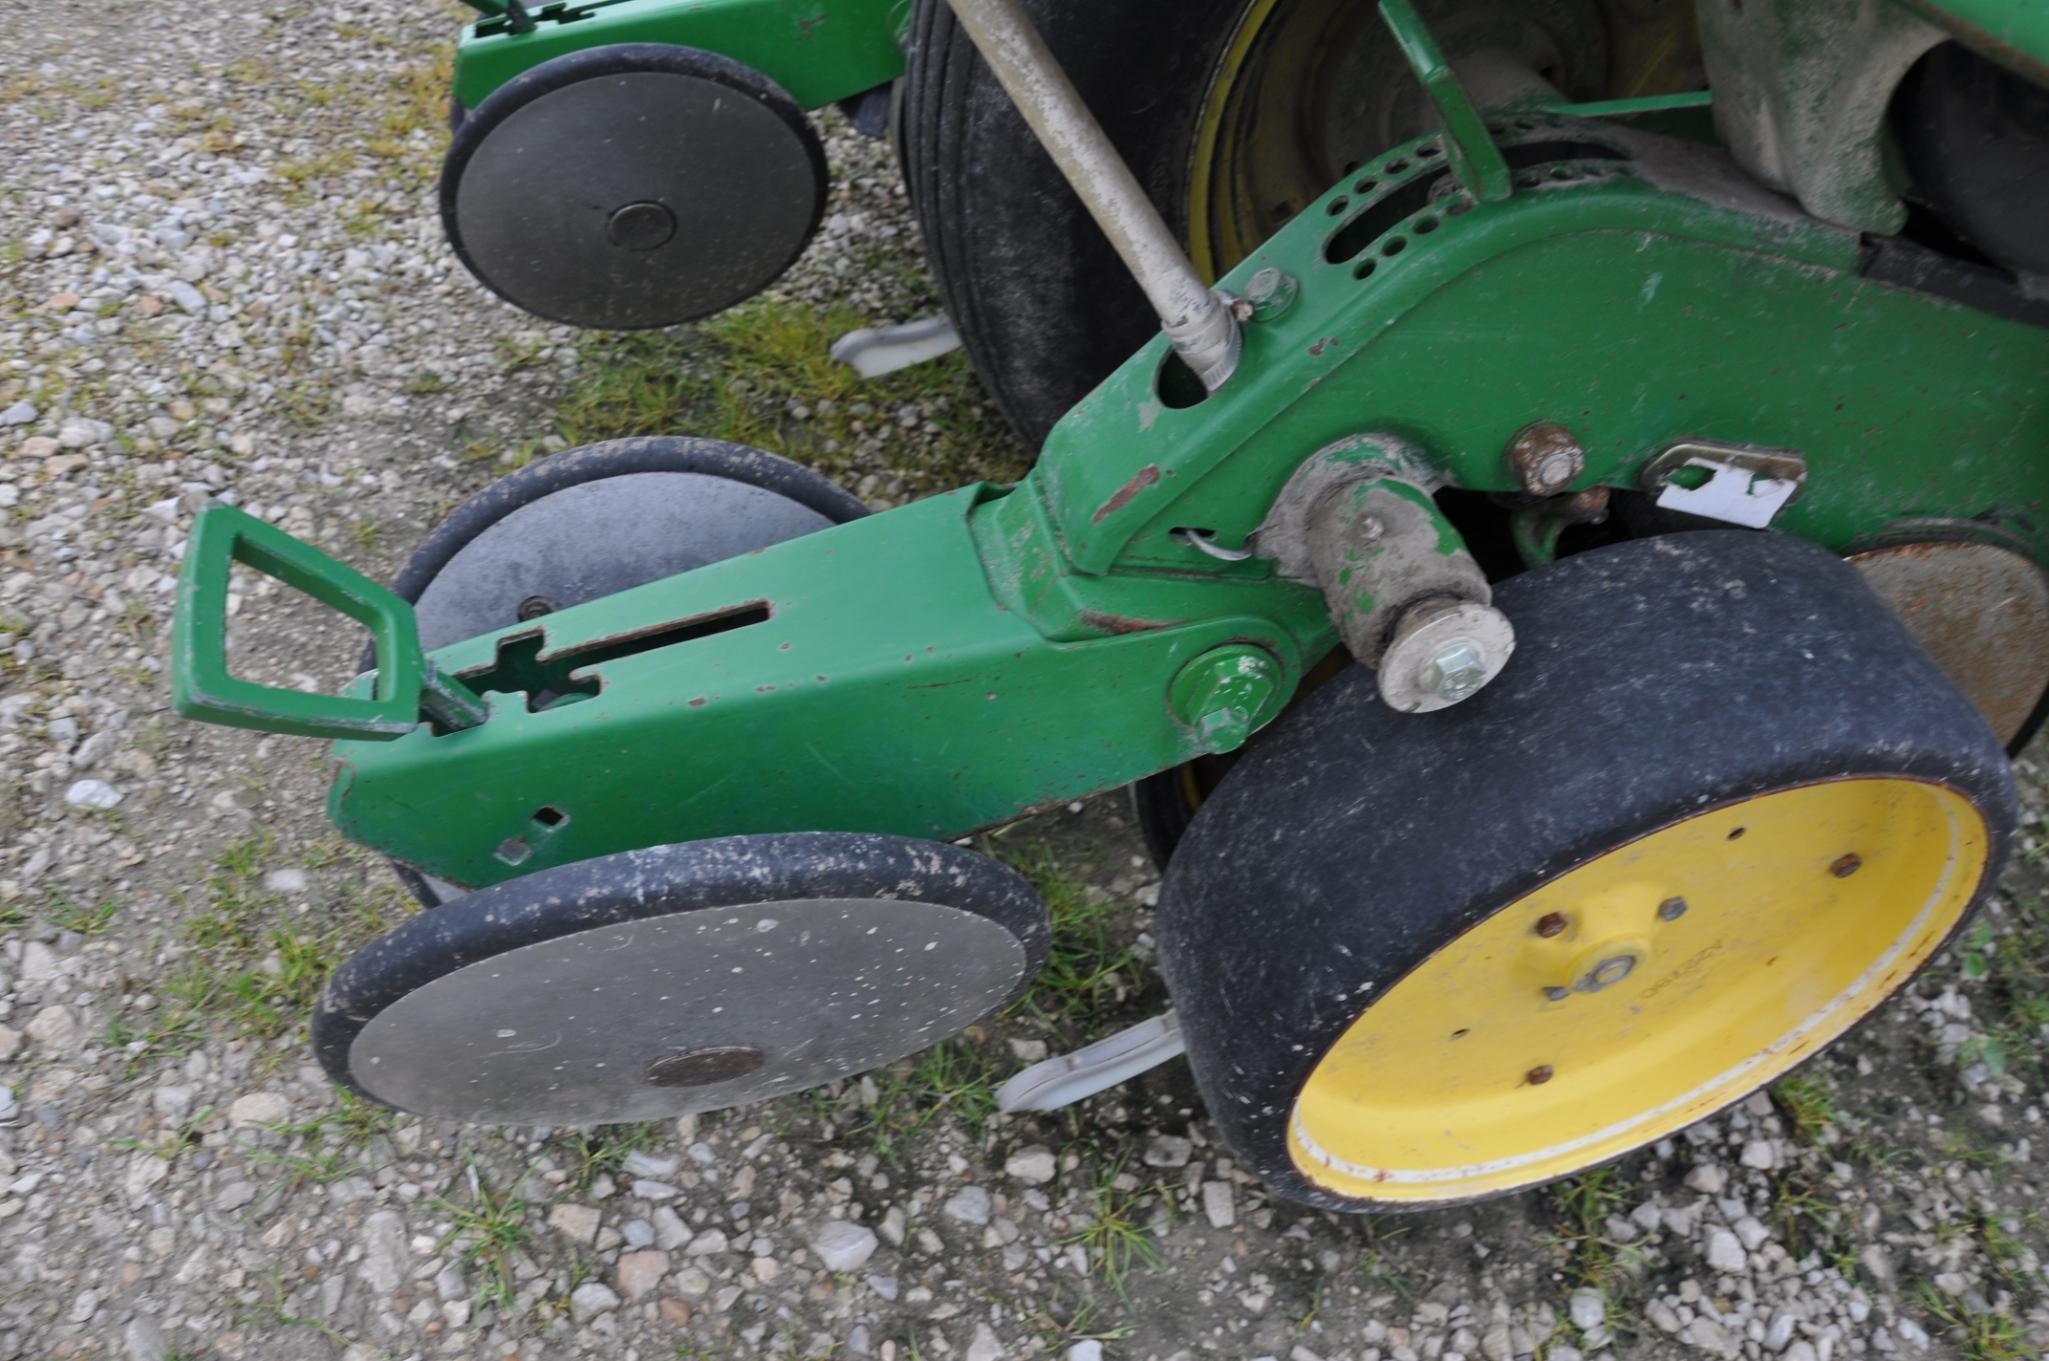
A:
1289,777,1989,1204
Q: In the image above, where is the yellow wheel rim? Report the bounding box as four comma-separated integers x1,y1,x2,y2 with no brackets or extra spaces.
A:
1289,778,1989,1204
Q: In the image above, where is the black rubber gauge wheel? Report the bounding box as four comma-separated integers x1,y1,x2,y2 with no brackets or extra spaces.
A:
442,44,828,329
899,0,1703,449
1157,531,2015,1211
1894,41,2049,280
317,833,1049,1126
370,437,868,907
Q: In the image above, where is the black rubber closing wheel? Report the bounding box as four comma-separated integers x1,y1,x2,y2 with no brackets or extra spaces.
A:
1158,532,2016,1212
442,44,828,329
374,437,867,906
317,833,1049,1125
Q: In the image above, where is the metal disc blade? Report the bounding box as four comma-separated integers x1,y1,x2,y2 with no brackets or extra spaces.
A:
412,471,834,650
445,46,826,329
317,834,1049,1125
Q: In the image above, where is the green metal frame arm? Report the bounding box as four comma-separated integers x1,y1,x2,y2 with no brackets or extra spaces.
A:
329,488,1322,889
454,0,909,112
1376,0,1512,203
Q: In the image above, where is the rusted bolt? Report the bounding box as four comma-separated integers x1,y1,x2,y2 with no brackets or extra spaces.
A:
1830,853,1862,878
1658,896,1688,922
1506,421,1586,496
1534,911,1568,938
1526,1064,1555,1085
517,595,557,620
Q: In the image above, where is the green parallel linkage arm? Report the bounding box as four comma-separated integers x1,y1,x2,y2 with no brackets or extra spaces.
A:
1376,0,1512,202
171,503,487,741
453,0,909,112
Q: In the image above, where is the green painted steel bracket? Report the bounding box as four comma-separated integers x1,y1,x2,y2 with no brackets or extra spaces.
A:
326,487,1321,888
453,0,909,112
1032,111,2049,583
172,504,487,741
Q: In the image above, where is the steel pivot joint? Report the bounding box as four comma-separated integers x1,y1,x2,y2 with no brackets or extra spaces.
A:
1255,440,1514,713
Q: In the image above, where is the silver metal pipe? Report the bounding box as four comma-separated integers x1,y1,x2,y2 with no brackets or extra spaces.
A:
941,0,1241,391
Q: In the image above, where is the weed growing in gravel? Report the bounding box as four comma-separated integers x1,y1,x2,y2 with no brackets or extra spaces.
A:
234,1273,354,1349
166,833,403,1043
1545,1167,1645,1294
990,839,1140,1038
1354,1221,1414,1301
1946,895,2049,1084
432,1168,541,1317
1918,1284,2032,1361
1022,1296,1136,1355
556,1121,668,1191
108,1104,216,1163
244,1093,396,1203
46,892,119,936
1063,1157,1166,1294
1768,1171,1854,1268
1771,1073,1838,1142
843,1039,1003,1161
495,296,1020,496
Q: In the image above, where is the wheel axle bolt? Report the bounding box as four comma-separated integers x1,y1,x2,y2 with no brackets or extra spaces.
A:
1526,1065,1554,1085
1426,639,1491,704
1543,986,1569,1002
1830,853,1862,878
1658,896,1687,922
1534,911,1568,937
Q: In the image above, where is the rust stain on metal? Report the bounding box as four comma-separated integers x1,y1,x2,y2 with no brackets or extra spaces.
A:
1850,539,2049,744
1505,421,1585,495
1092,465,1161,523
1078,610,1176,635
1533,911,1568,938
687,696,708,708
1830,853,1862,878
1525,1065,1555,1085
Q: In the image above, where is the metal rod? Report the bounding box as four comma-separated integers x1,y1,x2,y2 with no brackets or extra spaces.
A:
941,0,1241,391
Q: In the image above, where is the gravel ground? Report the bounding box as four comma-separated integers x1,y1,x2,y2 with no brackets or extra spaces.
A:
6,2,2049,1359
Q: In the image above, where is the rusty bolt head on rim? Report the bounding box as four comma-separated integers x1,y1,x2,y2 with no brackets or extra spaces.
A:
1830,853,1863,878
1534,911,1568,937
1506,421,1586,496
1526,1065,1555,1085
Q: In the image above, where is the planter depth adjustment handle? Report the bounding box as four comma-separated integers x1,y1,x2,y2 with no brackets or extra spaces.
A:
171,503,488,741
